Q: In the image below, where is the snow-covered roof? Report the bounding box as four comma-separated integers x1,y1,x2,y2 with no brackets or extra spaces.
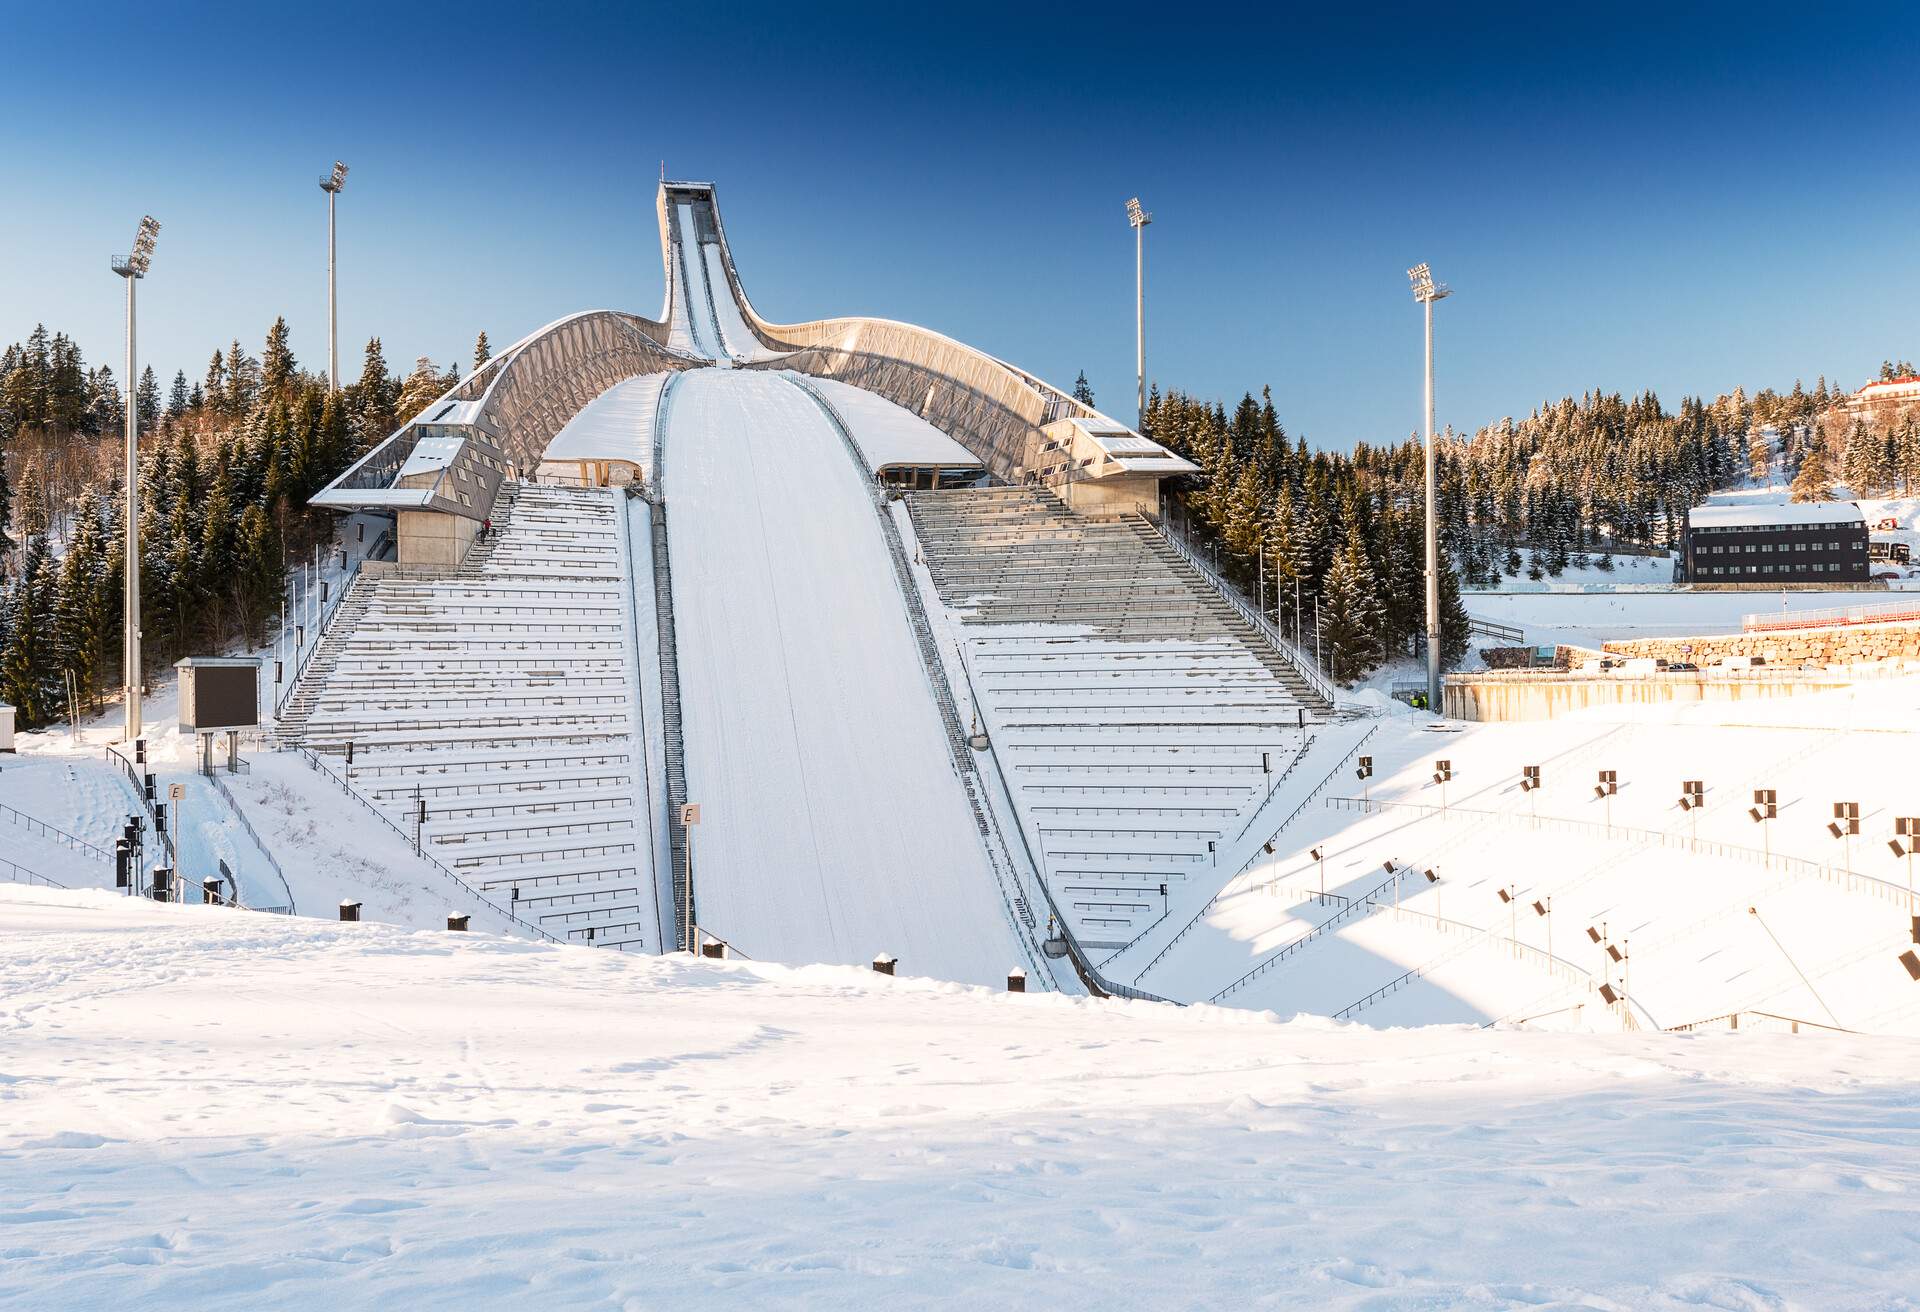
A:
543,374,668,466
419,399,484,427
398,434,464,479
802,376,983,473
1064,418,1199,476
1688,501,1865,529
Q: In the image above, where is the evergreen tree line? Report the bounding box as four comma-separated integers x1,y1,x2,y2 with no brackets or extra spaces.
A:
1140,373,1881,685
0,317,493,728
1143,385,1471,686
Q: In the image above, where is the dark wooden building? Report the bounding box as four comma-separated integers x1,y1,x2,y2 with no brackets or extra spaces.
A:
1682,502,1870,583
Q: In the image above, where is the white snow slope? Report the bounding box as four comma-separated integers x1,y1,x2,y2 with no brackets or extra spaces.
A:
661,368,1026,984
3,886,1917,1310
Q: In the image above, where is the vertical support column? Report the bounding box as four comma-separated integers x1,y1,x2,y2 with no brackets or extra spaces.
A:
124,273,142,741
1423,297,1441,711
327,186,339,391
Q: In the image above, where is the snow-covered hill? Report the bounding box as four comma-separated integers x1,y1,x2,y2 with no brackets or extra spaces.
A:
2,885,1916,1310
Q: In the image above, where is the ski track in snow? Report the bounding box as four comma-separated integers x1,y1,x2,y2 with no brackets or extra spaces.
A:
1,888,1917,1310
662,368,1025,984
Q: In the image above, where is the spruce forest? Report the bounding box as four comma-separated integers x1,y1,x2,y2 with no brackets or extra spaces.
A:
1138,370,1917,686
0,320,488,727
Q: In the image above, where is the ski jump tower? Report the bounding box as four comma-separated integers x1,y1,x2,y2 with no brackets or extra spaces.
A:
311,181,1194,551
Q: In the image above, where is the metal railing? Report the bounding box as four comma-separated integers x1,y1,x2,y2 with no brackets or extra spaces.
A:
103,743,175,870
295,748,562,944
1137,513,1343,710
276,528,392,716
0,801,110,862
0,857,70,889
1322,794,1919,909
1466,614,1526,644
203,771,297,915
1664,1009,1854,1035
1743,596,1920,633
1209,865,1410,1002
1129,726,1377,984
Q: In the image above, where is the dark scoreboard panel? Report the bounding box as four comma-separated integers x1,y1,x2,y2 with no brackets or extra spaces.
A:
182,664,259,732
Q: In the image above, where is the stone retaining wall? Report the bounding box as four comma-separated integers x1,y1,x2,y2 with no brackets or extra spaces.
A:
1601,620,1920,667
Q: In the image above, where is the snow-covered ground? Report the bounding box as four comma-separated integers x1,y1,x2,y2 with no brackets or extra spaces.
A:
3,886,1917,1310
661,368,1029,984
1125,671,1920,1034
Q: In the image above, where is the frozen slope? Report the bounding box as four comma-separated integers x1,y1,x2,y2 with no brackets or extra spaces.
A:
661,368,1026,985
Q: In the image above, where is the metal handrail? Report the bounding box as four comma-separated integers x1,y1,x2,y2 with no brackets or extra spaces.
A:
0,801,110,862
277,528,393,716
1137,512,1343,709
1665,1009,1854,1034
103,743,176,870
203,771,297,915
1129,725,1377,984
295,747,562,944
0,857,70,889
1209,865,1409,1002
1744,597,1920,633
1323,795,1917,908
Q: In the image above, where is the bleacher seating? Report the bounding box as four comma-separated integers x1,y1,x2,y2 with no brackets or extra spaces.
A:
907,486,1316,951
278,483,659,950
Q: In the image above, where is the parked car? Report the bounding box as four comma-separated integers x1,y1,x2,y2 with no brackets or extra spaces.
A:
1667,661,1699,672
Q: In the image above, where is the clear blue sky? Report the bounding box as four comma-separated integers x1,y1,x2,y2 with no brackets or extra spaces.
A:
3,1,1915,446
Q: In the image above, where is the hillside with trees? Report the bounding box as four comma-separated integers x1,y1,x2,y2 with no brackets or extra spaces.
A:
1142,372,1902,686
0,319,481,728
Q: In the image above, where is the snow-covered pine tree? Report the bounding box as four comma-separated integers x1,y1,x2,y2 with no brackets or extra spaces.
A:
137,366,160,434
1317,528,1387,685
0,535,58,726
393,357,446,427
1789,431,1836,502
1747,427,1771,485
203,350,228,416
1071,371,1094,406
262,317,297,396
473,331,492,374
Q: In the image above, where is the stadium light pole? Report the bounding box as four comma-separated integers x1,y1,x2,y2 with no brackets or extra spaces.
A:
112,216,160,743
320,161,349,391
1127,197,1152,431
1409,262,1451,712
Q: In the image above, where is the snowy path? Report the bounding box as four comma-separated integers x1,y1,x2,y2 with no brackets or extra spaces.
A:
661,369,1026,984
4,887,1919,1310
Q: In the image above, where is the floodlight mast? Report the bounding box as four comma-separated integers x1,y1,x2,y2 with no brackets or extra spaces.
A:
111,216,160,742
1408,262,1452,713
1128,197,1153,431
320,161,349,391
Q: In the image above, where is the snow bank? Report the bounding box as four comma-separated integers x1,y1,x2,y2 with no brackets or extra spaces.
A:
2,884,1916,1309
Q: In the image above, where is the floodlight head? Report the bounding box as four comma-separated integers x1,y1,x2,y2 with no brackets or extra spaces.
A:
1889,839,1906,858
321,160,350,193
1408,261,1451,303
1828,822,1844,840
1423,869,1438,883
1533,900,1548,916
1310,847,1323,861
1750,807,1764,823
113,215,161,278
1126,196,1151,228
1498,889,1512,903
